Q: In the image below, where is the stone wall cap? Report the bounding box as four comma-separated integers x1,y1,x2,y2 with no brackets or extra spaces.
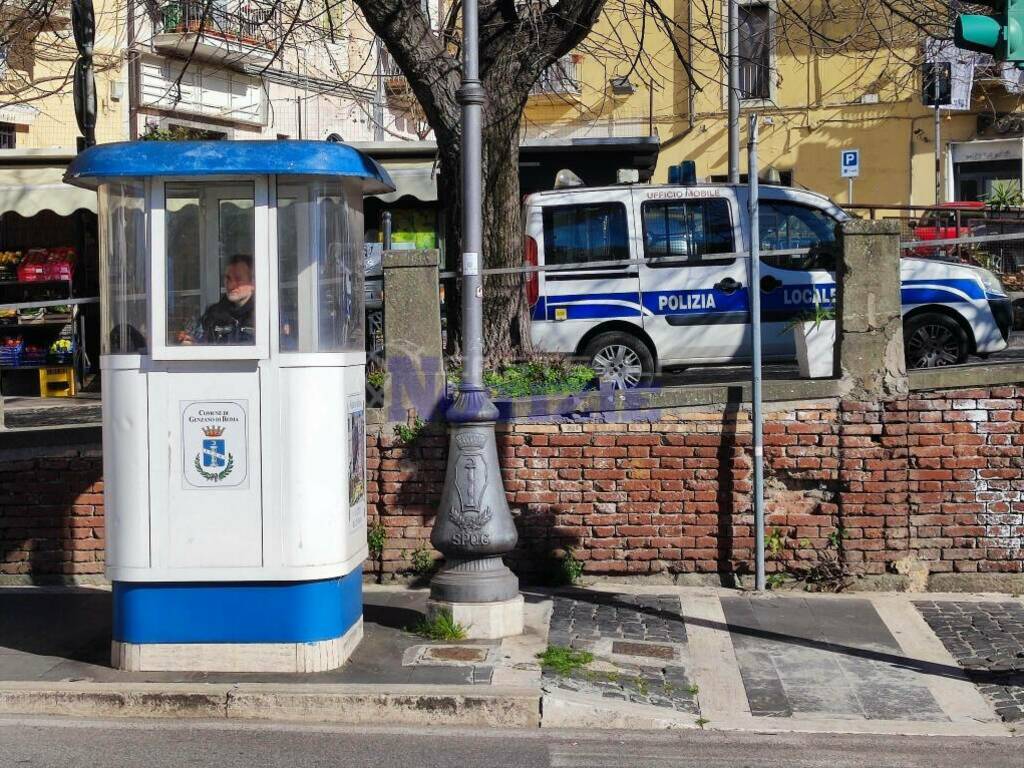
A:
383,249,440,269
841,219,901,235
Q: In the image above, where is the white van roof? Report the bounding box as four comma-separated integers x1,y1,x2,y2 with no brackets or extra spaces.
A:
527,182,841,210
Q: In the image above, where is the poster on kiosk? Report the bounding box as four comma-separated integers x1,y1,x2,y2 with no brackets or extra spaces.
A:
65,141,394,672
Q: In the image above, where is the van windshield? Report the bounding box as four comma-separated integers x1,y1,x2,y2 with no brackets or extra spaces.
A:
759,200,838,271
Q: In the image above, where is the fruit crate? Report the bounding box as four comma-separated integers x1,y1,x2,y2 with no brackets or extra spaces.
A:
48,336,75,365
0,337,24,366
21,343,47,365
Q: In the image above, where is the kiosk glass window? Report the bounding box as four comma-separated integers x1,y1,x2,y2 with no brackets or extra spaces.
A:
277,180,364,352
99,181,149,354
165,182,256,347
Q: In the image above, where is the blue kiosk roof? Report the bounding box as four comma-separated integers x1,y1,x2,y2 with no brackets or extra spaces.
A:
64,140,395,194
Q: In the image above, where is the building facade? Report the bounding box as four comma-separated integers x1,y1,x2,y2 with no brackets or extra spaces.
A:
555,0,1024,205
0,0,128,148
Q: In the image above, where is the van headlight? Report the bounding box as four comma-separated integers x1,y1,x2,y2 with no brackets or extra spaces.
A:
972,266,1007,297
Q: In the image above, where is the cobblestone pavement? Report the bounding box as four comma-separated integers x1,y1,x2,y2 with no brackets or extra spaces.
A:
542,592,699,713
914,601,1024,722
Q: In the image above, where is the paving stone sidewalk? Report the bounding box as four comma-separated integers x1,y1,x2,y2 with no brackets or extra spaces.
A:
722,596,946,721
0,587,497,686
914,601,1024,722
542,591,699,713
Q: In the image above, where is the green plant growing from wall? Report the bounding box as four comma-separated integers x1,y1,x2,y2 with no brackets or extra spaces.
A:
366,368,387,391
560,547,585,585
367,520,387,584
410,543,436,577
393,415,426,446
765,527,785,558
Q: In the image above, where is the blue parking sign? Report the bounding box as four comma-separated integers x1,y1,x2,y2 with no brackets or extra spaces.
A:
841,149,860,178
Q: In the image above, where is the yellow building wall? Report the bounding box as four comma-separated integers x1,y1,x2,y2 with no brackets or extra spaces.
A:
1,0,127,150
524,0,986,207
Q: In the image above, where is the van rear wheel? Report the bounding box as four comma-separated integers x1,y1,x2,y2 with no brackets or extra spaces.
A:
583,332,655,390
904,313,969,369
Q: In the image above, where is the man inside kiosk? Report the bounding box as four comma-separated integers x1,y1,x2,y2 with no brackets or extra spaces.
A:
177,254,256,345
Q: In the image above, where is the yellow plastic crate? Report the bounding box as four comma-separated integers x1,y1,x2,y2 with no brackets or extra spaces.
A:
38,366,76,398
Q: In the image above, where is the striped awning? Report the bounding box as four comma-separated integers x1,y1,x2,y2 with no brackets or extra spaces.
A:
0,164,96,217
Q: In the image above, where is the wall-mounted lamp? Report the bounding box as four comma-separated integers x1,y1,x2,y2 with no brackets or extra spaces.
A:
609,76,636,96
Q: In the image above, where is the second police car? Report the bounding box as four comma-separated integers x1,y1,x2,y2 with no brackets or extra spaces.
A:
523,182,1013,389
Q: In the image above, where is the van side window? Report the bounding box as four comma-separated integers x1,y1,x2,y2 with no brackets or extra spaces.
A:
759,201,838,271
541,203,629,266
641,198,734,265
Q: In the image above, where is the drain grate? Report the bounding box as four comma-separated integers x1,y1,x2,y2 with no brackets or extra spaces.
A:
422,646,489,663
611,641,676,660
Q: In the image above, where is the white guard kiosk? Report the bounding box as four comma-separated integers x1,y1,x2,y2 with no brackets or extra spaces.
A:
65,141,394,672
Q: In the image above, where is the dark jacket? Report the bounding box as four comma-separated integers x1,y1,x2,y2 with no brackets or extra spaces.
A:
198,296,255,344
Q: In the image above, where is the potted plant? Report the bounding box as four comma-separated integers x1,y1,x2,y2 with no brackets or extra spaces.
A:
785,299,836,379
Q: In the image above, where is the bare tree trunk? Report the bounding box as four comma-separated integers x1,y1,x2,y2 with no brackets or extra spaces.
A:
480,119,531,363
354,0,607,359
438,108,530,364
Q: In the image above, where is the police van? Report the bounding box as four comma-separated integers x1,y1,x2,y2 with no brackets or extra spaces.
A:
524,182,1014,388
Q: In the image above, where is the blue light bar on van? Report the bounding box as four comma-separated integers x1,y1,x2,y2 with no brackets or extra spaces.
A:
668,160,697,185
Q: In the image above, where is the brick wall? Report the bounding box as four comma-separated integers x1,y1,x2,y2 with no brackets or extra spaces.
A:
0,443,104,582
2,385,1022,585
368,386,1024,582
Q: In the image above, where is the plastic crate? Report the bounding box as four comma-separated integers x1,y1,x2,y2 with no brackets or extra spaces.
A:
16,250,48,282
21,344,47,365
0,337,24,366
38,366,76,398
48,336,75,365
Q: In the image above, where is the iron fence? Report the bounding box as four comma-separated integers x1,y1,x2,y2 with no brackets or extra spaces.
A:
847,204,1024,291
530,56,581,97
157,1,281,45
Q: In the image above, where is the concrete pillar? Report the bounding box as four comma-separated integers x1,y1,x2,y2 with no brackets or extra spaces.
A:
836,220,908,400
382,249,445,423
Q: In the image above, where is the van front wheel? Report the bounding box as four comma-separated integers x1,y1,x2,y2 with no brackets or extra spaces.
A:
904,313,969,368
583,332,655,390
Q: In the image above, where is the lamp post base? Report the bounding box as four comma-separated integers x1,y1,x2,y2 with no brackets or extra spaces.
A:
426,595,525,640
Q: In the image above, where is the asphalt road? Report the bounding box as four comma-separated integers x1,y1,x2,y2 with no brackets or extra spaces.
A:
0,717,1020,768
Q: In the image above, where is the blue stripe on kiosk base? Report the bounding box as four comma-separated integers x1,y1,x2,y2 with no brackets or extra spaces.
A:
110,569,363,672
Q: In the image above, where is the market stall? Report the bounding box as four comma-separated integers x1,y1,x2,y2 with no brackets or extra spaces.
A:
0,150,98,406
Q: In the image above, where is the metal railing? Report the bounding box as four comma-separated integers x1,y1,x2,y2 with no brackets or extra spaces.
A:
847,204,1024,287
157,1,281,46
530,55,581,97
378,47,413,98
738,61,769,100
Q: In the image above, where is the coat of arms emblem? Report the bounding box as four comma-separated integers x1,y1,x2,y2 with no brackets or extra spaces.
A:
194,425,234,481
449,431,492,545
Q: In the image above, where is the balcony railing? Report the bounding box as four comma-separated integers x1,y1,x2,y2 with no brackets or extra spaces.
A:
530,55,582,99
157,1,281,49
379,48,413,100
738,60,770,100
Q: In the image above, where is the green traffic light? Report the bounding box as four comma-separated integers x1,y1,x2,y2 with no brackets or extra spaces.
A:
955,14,1003,54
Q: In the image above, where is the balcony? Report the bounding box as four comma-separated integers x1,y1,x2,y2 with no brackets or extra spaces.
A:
738,61,770,101
529,55,582,103
379,48,414,103
153,1,281,68
0,0,70,31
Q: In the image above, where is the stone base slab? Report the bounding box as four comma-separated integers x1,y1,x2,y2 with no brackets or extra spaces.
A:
111,618,363,673
427,595,525,640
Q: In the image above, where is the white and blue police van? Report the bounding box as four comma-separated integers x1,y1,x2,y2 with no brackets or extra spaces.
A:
523,182,1013,388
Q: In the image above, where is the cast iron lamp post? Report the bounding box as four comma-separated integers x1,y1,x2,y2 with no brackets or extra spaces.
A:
426,0,523,636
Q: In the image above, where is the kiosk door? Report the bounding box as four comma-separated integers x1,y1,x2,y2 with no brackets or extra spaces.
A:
149,178,268,571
